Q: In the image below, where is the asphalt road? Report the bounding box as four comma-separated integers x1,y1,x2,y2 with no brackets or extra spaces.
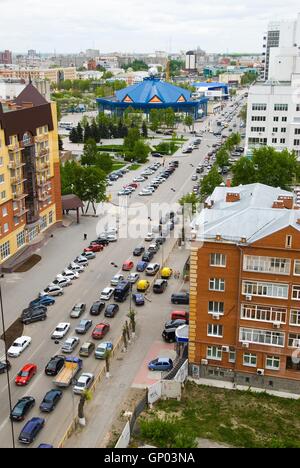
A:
0,94,247,448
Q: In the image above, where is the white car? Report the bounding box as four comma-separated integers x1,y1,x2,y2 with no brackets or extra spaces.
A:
40,285,64,297
51,322,70,340
50,276,72,288
105,226,118,234
69,262,85,273
145,263,160,276
82,251,96,260
62,269,79,280
111,274,125,286
127,272,140,284
100,287,114,301
146,187,156,193
73,373,94,395
74,255,89,267
145,232,154,241
139,190,153,196
133,176,145,182
107,234,118,242
7,336,31,357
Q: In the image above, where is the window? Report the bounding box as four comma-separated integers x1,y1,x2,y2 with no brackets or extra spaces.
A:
209,278,225,291
294,260,300,276
295,129,300,135
286,235,292,248
0,241,10,260
297,104,300,112
242,280,289,299
241,304,286,324
14,216,19,226
210,253,226,267
13,201,18,211
286,356,300,371
2,207,7,217
248,138,267,145
1,191,6,200
3,223,9,233
251,116,266,121
294,139,300,146
207,346,222,361
240,328,285,347
273,116,279,122
243,255,290,275
207,324,223,337
252,104,267,111
208,301,224,315
16,231,25,248
49,210,53,225
280,138,286,144
274,104,288,111
243,353,257,367
41,215,47,231
281,127,286,133
272,127,278,133
288,333,300,348
229,349,236,363
0,157,3,167
292,285,300,300
251,127,265,132
266,356,280,370
290,310,300,326
0,174,4,184
272,138,277,144
282,117,287,122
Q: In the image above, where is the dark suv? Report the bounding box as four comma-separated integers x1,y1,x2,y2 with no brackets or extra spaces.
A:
153,279,168,294
90,301,105,316
162,319,187,342
45,355,65,376
20,306,47,325
171,292,190,305
142,251,155,262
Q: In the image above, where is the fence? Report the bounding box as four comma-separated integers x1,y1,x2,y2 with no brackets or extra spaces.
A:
114,392,148,449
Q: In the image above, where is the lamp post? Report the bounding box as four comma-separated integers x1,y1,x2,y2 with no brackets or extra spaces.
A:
0,284,15,448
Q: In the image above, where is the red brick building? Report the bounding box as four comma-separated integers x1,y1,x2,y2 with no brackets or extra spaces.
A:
0,50,12,65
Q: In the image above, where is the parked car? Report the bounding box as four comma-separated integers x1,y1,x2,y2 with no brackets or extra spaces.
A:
100,287,114,301
73,255,89,267
73,373,94,395
145,263,160,276
136,261,148,272
133,246,145,256
18,417,45,445
40,285,63,297
68,262,85,273
8,336,31,357
104,304,119,318
45,356,65,376
171,292,190,305
87,243,104,253
75,319,93,335
136,279,150,292
70,303,86,319
95,341,113,359
92,323,110,340
62,269,79,280
61,337,80,354
90,301,105,316
79,342,95,357
142,251,154,262
145,232,154,242
81,251,96,260
29,296,55,308
51,323,70,340
127,272,140,284
148,357,173,372
171,310,190,322
132,293,145,306
161,267,173,279
50,276,72,288
10,396,35,422
39,389,62,412
15,363,37,386
162,319,187,342
122,260,134,271
20,306,47,325
153,279,168,294
0,360,11,374
94,238,109,247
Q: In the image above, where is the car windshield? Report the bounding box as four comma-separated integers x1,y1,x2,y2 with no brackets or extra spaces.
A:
56,327,65,332
19,371,29,377
76,381,86,388
13,405,25,415
13,342,22,347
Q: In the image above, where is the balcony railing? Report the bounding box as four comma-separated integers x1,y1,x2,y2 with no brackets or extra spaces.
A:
36,163,50,173
8,143,20,152
12,191,28,201
35,134,49,143
8,160,25,170
37,178,51,188
14,207,29,217
10,175,26,186
38,193,51,202
37,148,49,158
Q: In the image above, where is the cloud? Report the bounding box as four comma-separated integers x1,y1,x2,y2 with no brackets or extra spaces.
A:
0,0,299,52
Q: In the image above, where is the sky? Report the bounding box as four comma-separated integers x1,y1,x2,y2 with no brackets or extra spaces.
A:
0,0,299,54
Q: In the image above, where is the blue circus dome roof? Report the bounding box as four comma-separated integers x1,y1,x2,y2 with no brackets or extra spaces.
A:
115,77,191,104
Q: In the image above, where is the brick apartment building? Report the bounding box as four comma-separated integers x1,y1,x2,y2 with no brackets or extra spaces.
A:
0,83,62,270
0,50,12,65
189,183,300,393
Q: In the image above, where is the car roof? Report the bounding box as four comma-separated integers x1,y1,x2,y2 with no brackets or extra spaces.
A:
23,417,44,430
57,322,69,327
103,287,112,292
21,363,35,371
14,336,30,343
157,357,171,362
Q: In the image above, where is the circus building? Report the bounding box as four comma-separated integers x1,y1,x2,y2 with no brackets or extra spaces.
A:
97,70,208,120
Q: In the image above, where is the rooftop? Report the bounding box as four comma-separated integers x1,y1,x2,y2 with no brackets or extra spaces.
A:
191,183,300,244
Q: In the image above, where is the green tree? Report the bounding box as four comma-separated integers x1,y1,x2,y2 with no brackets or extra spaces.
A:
132,140,150,163
95,153,113,173
124,127,141,151
60,160,83,195
178,192,200,214
76,122,84,143
253,147,299,189
241,71,257,86
56,102,62,122
142,121,148,138
229,88,237,97
165,108,176,128
200,166,223,201
216,148,229,168
69,127,78,143
80,166,107,214
81,138,98,166
149,109,160,131
78,389,92,427
231,157,256,186
122,60,148,71
184,115,193,130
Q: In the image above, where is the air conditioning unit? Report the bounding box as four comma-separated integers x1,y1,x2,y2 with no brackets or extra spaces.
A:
246,295,252,301
257,369,265,376
212,314,220,320
222,346,230,353
242,342,249,348
201,359,208,365
272,321,281,329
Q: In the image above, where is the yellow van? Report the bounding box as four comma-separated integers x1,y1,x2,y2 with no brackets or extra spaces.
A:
161,267,173,279
136,280,150,292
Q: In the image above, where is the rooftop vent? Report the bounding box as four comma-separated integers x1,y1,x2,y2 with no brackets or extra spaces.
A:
226,192,240,203
272,200,285,209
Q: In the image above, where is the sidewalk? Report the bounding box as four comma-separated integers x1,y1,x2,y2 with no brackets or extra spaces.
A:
63,245,190,448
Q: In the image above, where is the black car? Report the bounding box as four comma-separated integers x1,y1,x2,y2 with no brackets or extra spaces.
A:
162,319,187,343
45,355,65,376
39,389,62,413
20,306,47,325
155,236,166,245
10,397,35,422
151,152,163,158
153,279,168,294
171,292,190,305
133,246,145,256
75,319,93,334
90,301,105,316
104,304,119,318
0,360,11,374
94,238,109,246
142,251,155,262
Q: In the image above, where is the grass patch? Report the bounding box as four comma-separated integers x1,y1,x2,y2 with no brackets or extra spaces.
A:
128,164,141,170
133,382,300,448
111,162,126,171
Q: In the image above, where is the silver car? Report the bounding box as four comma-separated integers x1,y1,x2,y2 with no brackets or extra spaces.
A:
61,337,80,354
73,372,94,394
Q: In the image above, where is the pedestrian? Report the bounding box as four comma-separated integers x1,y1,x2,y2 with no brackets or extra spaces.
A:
83,233,87,241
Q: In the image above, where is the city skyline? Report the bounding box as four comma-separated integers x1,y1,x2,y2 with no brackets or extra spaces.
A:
0,0,299,54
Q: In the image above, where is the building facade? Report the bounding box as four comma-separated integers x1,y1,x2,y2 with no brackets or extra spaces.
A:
0,50,12,65
0,67,76,84
0,84,62,269
189,184,300,393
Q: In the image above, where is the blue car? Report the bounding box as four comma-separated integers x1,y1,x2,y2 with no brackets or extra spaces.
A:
136,261,148,272
132,293,145,306
38,444,53,448
30,296,55,308
148,357,173,372
18,417,45,445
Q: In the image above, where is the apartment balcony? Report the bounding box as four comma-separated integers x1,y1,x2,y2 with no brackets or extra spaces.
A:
8,143,20,153
35,134,49,143
8,160,26,170
37,178,51,189
36,162,50,173
14,206,29,217
12,191,28,201
38,192,51,202
36,148,49,159
10,175,26,186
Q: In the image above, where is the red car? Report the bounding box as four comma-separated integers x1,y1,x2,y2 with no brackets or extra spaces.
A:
122,260,134,271
85,243,104,253
92,323,110,340
15,364,37,386
128,183,138,189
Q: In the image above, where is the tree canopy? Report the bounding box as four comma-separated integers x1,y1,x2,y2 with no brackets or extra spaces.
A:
200,166,223,201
